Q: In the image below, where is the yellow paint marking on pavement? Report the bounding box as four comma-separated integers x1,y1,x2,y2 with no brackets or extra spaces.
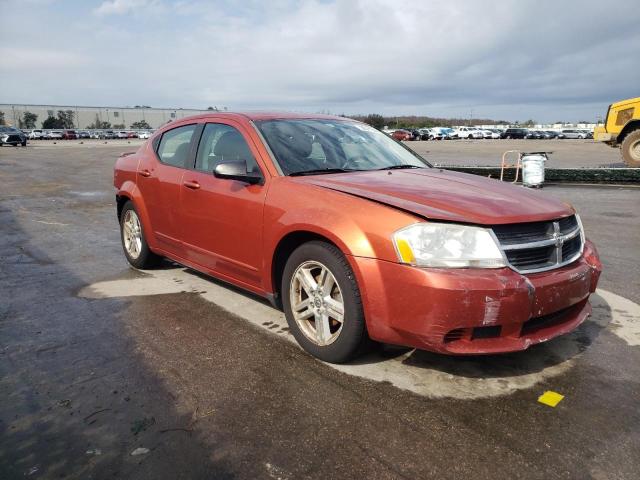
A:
538,391,564,407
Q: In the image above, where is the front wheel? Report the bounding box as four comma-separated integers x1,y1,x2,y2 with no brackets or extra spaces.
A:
119,201,161,268
282,241,370,363
621,129,640,168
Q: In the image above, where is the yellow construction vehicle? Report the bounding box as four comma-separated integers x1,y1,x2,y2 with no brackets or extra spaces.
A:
594,97,640,167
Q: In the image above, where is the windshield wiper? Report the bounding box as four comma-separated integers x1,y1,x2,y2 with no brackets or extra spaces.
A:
288,168,361,176
376,165,423,171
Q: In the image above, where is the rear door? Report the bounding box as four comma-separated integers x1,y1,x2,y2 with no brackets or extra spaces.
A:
178,120,268,289
136,123,198,255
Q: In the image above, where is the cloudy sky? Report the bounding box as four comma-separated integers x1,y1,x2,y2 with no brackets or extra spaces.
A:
1,0,638,122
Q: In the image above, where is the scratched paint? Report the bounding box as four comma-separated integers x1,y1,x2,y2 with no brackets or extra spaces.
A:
79,267,640,399
482,296,501,325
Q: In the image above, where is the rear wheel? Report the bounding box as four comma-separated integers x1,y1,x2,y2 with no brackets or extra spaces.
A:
282,241,370,363
621,129,640,168
119,201,161,268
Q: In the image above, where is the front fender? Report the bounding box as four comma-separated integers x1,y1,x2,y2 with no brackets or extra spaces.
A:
262,180,419,293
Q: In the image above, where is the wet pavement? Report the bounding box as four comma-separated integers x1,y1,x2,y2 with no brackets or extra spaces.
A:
1,145,639,479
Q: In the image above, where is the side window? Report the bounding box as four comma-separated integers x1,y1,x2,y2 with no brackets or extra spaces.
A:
157,124,196,168
195,123,260,174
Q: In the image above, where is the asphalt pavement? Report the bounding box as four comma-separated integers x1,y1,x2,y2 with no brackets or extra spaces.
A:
1,144,639,479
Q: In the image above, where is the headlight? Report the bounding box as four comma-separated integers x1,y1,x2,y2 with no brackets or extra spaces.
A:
0,135,8,141
392,223,506,268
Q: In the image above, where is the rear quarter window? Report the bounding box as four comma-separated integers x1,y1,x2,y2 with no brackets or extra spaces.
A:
157,124,196,168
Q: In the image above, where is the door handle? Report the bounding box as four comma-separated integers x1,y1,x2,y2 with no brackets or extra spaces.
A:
183,180,201,190
138,169,151,177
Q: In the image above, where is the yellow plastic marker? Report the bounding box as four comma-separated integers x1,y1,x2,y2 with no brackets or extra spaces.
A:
538,391,564,407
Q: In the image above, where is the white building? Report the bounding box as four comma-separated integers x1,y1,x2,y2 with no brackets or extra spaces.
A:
0,103,219,129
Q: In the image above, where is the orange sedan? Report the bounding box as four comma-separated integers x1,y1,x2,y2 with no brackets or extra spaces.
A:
114,112,602,363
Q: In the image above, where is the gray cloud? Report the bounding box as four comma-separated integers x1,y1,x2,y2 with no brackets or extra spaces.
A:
1,0,638,122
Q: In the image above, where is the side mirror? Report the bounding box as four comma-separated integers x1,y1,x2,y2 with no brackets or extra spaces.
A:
214,160,262,185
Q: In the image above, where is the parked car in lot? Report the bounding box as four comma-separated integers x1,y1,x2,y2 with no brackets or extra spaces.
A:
561,129,588,139
501,128,529,139
408,129,422,141
477,128,501,139
114,112,603,363
391,129,412,141
28,129,45,140
61,130,78,140
100,130,116,139
424,128,445,140
545,130,564,139
526,130,545,139
46,131,63,140
127,131,138,138
0,126,28,146
455,127,484,139
138,131,152,139
77,130,91,139
579,129,594,139
441,127,458,139
416,128,431,140
115,131,129,139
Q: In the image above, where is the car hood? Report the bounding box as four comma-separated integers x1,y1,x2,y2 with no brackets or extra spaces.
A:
297,169,573,225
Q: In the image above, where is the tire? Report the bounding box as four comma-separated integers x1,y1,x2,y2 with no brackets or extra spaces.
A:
21,141,27,147
281,241,370,363
119,201,161,269
621,129,640,168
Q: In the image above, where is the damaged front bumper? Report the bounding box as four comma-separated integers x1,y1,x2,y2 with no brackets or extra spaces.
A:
353,240,602,354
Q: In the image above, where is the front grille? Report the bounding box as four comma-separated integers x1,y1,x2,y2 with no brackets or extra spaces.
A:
492,215,583,274
505,245,556,270
493,221,552,245
5,135,22,142
562,235,581,260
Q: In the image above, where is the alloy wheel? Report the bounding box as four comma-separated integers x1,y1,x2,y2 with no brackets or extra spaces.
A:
122,209,143,260
289,261,344,346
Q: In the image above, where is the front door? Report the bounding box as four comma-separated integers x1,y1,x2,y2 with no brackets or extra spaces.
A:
179,121,267,289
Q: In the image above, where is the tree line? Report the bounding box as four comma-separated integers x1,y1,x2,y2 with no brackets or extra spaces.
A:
353,113,512,130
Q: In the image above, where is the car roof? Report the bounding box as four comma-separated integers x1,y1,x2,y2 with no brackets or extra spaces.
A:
170,111,355,123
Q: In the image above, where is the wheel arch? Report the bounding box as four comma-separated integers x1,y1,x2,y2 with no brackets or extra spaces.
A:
619,120,640,143
115,182,157,250
270,230,346,309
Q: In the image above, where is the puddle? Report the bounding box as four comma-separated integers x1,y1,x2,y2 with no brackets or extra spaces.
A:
79,268,640,399
68,191,109,198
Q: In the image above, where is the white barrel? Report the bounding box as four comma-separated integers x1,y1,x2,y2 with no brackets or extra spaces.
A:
521,154,546,187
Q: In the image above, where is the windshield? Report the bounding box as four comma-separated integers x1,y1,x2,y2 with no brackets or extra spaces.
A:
256,119,430,175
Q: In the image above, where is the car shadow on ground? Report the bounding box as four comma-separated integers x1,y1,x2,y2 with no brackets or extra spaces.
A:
0,207,236,479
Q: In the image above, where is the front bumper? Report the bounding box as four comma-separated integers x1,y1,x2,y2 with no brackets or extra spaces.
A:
1,135,25,144
352,240,602,354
